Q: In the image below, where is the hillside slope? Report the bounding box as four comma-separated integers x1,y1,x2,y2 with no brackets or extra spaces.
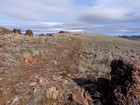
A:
0,27,12,35
0,33,140,104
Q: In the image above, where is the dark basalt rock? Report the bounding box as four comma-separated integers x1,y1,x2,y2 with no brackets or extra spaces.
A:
38,34,45,36
46,34,53,36
71,56,140,105
58,31,69,33
107,56,140,105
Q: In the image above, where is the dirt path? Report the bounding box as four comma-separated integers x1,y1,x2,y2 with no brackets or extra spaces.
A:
0,35,84,105
58,37,83,77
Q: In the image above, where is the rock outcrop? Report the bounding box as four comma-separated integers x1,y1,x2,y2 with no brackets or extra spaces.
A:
71,56,140,105
13,29,21,34
25,29,33,36
107,57,140,105
0,27,12,35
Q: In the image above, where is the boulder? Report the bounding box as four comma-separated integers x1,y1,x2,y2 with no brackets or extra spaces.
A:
58,31,69,33
13,29,21,34
25,29,33,36
107,56,140,105
38,34,45,36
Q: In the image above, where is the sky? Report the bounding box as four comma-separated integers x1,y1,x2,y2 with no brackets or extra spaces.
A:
0,0,140,35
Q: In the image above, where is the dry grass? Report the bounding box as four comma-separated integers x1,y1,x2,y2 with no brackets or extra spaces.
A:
78,34,140,77
0,33,140,104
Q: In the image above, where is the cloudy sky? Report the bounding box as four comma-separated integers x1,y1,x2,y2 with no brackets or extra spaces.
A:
0,0,140,35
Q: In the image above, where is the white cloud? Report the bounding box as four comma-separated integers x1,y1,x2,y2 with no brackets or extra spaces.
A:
79,0,140,24
0,0,140,35
0,0,73,20
37,22,63,26
115,29,134,32
68,29,84,32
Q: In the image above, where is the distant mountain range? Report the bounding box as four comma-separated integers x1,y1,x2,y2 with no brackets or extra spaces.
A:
118,35,140,41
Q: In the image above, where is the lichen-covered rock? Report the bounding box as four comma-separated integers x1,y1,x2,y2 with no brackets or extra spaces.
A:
25,29,33,36
46,86,60,100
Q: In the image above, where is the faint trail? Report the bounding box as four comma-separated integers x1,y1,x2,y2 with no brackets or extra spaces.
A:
58,37,83,76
